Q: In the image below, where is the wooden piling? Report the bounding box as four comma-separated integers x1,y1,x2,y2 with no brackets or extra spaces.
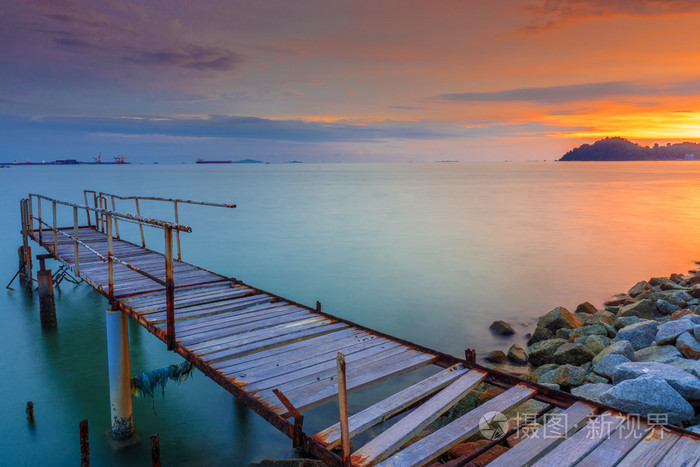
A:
337,352,351,465
37,269,57,328
151,433,161,467
26,401,34,422
79,418,89,467
17,245,33,294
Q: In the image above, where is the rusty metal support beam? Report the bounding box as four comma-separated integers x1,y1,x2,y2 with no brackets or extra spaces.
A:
164,227,175,350
337,352,351,466
273,389,305,449
52,200,57,258
107,213,114,304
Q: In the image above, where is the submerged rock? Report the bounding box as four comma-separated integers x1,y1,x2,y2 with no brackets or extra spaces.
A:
615,321,659,350
489,320,515,336
507,344,528,364
600,375,694,424
485,350,508,363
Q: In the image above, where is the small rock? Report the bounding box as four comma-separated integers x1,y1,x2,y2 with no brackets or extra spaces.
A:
537,307,583,332
612,361,700,400
600,375,694,424
615,320,660,350
538,364,587,389
507,344,528,364
528,338,566,366
604,294,636,307
580,335,610,355
676,331,700,359
476,387,505,405
593,353,630,379
583,311,616,327
617,299,660,320
629,281,652,297
654,320,695,345
592,339,635,365
571,383,612,403
533,363,559,379
614,316,643,329
489,320,515,336
633,345,682,363
485,350,508,363
585,373,609,384
527,326,554,345
555,328,576,340
539,383,560,390
669,273,685,283
575,302,597,315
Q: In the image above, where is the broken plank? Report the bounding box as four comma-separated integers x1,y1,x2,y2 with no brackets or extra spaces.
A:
314,364,470,450
376,384,536,467
350,369,488,466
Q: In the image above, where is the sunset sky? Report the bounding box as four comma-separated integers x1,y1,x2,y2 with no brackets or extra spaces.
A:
2,0,700,162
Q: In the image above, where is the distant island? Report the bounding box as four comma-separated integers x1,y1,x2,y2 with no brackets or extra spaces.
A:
559,137,700,161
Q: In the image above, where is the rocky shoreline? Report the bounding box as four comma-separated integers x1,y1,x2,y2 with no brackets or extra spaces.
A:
488,270,700,431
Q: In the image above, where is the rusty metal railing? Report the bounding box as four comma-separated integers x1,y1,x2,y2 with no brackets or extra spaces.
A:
84,190,235,261
22,192,233,351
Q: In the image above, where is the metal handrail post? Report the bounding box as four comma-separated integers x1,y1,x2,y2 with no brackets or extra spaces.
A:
52,201,58,258
73,206,80,277
37,196,42,242
174,201,182,261
164,227,175,350
111,195,120,239
107,213,114,303
84,191,91,227
135,199,146,247
27,196,33,236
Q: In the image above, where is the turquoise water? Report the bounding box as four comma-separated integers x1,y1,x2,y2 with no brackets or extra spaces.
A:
2,162,700,465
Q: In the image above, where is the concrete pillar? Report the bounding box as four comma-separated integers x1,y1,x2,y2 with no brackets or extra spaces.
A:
37,269,56,328
105,308,133,439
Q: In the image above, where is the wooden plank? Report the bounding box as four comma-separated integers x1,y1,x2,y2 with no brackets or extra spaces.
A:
376,384,536,467
205,322,350,364
616,428,681,467
245,342,405,392
173,303,297,335
178,312,320,347
271,351,437,415
471,401,597,467
656,435,700,467
350,369,488,466
214,329,370,373
149,295,277,323
190,316,331,353
266,346,415,396
575,418,652,467
232,335,391,383
532,412,627,467
315,364,469,450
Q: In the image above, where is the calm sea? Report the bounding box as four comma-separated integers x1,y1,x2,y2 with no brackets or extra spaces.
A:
2,162,700,465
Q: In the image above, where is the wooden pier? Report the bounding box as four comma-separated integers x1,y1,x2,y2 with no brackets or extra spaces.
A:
18,191,700,466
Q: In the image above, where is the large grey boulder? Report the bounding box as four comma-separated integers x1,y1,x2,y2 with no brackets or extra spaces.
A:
582,312,615,327
575,335,609,355
592,340,635,365
528,338,566,366
617,299,659,320
507,344,528,364
571,383,612,404
537,307,582,332
612,361,700,400
633,345,682,364
676,331,700,359
652,290,694,307
668,358,700,377
615,321,659,350
593,353,630,379
553,343,596,366
600,375,694,424
538,364,587,389
527,326,554,345
655,320,695,345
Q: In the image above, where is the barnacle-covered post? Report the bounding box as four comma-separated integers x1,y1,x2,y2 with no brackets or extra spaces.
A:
105,307,133,439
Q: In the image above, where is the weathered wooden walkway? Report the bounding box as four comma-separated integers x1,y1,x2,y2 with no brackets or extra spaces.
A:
18,192,700,466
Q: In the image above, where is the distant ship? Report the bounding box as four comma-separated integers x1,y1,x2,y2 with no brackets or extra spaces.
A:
197,159,232,164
